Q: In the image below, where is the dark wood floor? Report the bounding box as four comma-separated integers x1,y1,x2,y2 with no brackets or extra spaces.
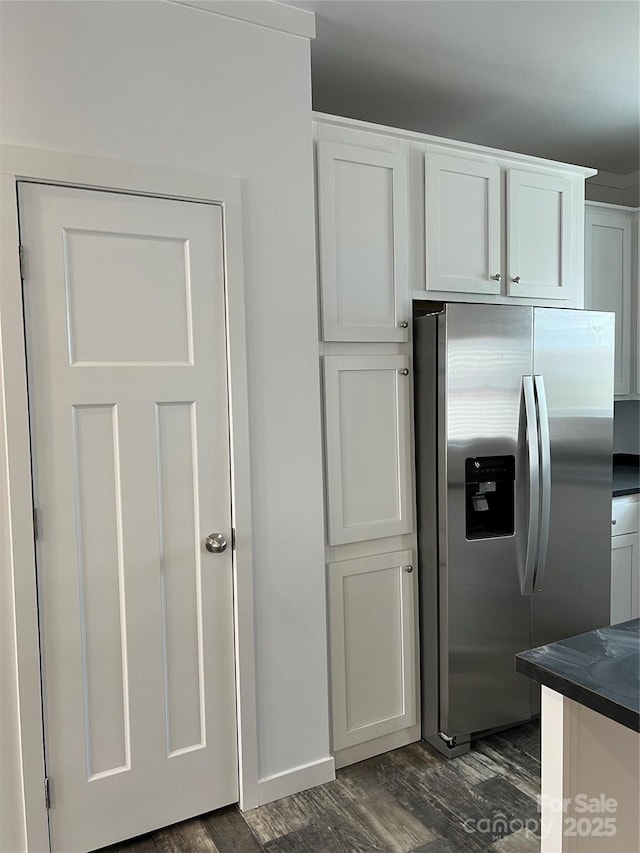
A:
105,723,541,853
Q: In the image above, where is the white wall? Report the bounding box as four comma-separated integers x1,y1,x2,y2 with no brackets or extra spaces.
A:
0,1,330,847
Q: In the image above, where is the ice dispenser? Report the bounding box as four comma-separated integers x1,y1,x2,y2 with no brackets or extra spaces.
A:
465,455,515,540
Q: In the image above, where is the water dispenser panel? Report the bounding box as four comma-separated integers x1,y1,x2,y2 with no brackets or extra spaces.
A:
465,455,515,540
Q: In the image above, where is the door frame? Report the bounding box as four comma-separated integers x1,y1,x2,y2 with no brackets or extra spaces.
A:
0,144,260,852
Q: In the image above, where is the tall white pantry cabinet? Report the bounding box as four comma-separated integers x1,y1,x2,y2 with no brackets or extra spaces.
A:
314,113,596,766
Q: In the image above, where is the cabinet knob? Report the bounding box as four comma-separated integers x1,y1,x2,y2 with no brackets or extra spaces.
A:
204,533,228,553
398,368,409,376
512,276,521,284
612,519,617,525
491,273,501,281
398,321,409,328
404,565,414,573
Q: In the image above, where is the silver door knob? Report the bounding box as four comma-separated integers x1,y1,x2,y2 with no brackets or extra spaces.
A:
398,368,409,376
205,533,227,553
512,276,521,283
398,320,409,328
404,565,414,573
491,273,501,281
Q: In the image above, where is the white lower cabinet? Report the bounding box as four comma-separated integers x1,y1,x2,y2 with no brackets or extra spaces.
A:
328,551,417,751
611,495,640,624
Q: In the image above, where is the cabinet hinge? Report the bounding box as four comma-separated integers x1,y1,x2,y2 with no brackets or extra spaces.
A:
33,507,39,541
231,528,236,550
19,245,26,281
44,777,51,809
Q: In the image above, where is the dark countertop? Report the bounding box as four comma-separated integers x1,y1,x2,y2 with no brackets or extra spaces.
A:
613,453,640,497
515,619,640,732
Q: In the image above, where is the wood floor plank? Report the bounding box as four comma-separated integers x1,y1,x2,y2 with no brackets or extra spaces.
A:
491,827,540,852
201,805,263,853
347,789,438,853
153,817,219,853
102,833,159,853
383,774,494,852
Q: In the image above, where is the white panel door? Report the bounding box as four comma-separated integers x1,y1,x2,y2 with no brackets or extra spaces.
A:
507,169,573,300
323,356,413,545
329,551,416,750
19,183,238,852
425,153,501,295
585,208,632,396
317,141,409,341
611,533,640,624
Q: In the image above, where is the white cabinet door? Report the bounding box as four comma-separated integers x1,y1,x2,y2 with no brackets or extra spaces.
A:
328,551,416,750
323,356,413,545
317,141,409,341
611,532,640,624
585,207,632,396
425,153,501,295
507,169,573,301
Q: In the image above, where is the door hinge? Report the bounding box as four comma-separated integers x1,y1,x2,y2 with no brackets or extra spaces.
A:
19,245,26,281
44,777,51,809
231,528,236,550
33,507,39,541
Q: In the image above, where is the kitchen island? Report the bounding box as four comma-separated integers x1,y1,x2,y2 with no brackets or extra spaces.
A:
516,620,639,852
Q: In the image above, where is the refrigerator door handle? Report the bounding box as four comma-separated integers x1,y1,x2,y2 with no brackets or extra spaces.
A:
533,375,551,591
521,375,540,596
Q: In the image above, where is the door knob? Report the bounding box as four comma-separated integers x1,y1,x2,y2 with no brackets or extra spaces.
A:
205,533,227,553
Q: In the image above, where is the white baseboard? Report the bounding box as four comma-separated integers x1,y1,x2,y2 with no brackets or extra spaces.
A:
255,755,336,807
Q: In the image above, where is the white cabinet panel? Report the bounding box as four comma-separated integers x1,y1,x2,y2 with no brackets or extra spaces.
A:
329,551,416,750
425,153,501,295
611,532,640,624
317,141,409,341
323,356,413,545
585,206,632,397
507,169,573,301
635,212,640,396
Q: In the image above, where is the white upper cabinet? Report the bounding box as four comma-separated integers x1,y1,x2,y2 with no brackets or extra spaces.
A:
585,205,633,397
424,150,587,306
507,169,573,300
425,154,501,295
317,140,410,341
323,355,413,545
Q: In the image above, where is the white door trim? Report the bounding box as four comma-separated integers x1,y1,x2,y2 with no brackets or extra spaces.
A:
0,144,260,852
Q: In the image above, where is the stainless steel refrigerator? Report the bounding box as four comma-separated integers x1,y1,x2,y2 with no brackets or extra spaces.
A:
414,302,614,757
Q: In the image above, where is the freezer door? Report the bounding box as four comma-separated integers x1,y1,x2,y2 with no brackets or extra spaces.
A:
441,304,534,738
531,308,614,651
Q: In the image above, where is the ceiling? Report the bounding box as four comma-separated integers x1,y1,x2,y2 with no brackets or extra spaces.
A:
291,0,640,174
